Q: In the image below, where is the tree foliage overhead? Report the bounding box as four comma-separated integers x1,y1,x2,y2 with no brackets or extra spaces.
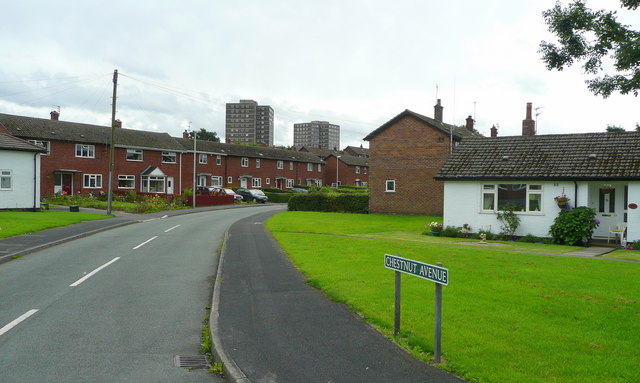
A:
539,0,640,97
188,128,219,142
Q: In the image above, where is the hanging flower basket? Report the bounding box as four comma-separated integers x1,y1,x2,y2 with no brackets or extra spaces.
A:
554,195,570,208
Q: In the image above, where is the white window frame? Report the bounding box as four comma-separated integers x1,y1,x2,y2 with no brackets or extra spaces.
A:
256,158,261,168
199,153,208,164
290,161,294,170
117,175,135,189
29,140,50,155
286,179,294,188
317,163,322,172
481,183,543,213
241,157,249,167
277,160,284,169
266,178,271,185
385,180,396,193
252,178,262,188
216,155,222,165
83,174,102,188
355,166,361,174
126,149,143,161
307,163,313,172
211,176,222,187
141,176,166,193
75,144,95,158
162,152,177,164
227,176,233,184
0,170,12,190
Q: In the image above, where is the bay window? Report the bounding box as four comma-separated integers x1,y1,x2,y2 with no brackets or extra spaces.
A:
482,184,542,212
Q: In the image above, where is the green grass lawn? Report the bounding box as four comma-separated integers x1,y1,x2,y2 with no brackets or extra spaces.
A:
266,211,640,383
0,210,111,238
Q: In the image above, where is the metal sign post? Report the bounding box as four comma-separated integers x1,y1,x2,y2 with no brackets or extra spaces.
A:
384,254,448,363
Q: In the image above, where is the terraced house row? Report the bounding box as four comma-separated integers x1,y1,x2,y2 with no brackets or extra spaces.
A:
0,111,368,197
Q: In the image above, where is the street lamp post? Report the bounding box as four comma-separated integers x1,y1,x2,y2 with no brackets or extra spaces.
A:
192,129,197,208
335,155,341,188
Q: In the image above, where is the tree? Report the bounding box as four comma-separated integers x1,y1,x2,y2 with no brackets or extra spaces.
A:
539,0,640,97
188,128,219,142
606,124,626,132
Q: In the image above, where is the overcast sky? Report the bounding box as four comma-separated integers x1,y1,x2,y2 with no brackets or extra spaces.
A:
1,0,638,148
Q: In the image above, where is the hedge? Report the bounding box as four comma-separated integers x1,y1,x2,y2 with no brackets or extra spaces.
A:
264,192,295,203
288,193,368,213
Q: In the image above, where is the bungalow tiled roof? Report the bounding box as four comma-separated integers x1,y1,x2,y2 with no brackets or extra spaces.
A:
174,138,324,164
363,109,482,141
0,133,47,153
0,113,184,151
436,132,640,181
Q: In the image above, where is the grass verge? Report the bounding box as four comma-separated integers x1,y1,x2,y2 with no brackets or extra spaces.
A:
265,211,640,383
0,210,111,239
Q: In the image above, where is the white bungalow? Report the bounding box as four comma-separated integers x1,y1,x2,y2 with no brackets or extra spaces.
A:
435,132,640,242
0,133,47,210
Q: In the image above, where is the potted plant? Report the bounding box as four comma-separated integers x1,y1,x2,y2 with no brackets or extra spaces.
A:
428,222,443,236
554,194,570,208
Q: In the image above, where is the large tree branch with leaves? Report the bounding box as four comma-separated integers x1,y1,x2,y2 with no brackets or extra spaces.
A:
539,0,640,97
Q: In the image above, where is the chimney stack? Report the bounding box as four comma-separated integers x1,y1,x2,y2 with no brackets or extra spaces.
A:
491,125,498,138
465,115,474,132
183,130,190,139
434,99,443,122
114,119,122,128
50,110,59,121
522,102,536,136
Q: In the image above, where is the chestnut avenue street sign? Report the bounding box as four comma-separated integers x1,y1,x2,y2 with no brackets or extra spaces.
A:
384,254,449,285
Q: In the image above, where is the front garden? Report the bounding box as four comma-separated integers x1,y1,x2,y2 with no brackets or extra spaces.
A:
44,190,189,213
266,211,639,383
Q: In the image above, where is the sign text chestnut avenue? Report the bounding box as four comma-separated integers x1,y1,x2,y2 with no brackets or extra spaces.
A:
384,254,449,285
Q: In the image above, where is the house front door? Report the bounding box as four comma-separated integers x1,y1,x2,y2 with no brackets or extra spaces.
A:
593,186,622,238
167,177,174,195
54,173,73,195
240,178,248,188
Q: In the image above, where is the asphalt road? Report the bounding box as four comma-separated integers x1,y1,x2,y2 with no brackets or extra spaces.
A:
0,205,281,383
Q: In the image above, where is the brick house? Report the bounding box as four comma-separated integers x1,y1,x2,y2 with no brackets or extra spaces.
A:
324,154,369,187
177,134,325,190
0,111,325,197
363,100,481,215
343,145,369,158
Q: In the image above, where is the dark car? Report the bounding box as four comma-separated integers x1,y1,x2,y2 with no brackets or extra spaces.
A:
235,188,269,203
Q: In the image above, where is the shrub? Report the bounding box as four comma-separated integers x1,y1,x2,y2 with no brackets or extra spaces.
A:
549,206,599,246
517,234,553,244
496,204,521,239
264,192,294,203
440,226,462,237
288,193,368,213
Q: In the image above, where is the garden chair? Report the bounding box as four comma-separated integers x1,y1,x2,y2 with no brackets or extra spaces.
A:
607,222,627,244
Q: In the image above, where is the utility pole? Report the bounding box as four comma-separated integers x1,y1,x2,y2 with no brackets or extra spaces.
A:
190,122,196,208
107,69,118,215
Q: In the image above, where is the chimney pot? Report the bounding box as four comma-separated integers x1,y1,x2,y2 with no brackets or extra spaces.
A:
522,102,536,136
465,115,474,132
50,110,59,121
491,125,498,138
114,119,122,128
434,99,443,122
183,130,190,139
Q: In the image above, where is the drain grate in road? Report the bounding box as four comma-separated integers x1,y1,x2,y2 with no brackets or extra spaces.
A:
173,355,209,369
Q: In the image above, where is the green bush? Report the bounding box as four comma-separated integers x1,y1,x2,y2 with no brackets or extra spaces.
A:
264,192,294,203
517,234,553,244
288,193,368,213
549,206,599,246
496,204,521,238
263,187,291,193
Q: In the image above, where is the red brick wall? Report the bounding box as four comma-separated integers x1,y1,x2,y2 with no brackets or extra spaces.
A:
325,157,368,187
368,115,451,215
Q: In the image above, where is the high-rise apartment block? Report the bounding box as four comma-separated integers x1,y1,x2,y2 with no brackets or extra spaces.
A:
293,121,340,150
225,100,274,146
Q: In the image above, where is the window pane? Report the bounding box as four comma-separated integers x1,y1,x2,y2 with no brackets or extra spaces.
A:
498,184,526,211
482,193,495,210
529,193,541,211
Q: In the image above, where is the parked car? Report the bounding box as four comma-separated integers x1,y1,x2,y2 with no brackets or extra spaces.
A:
214,187,243,202
290,187,309,193
196,186,216,194
236,188,269,203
